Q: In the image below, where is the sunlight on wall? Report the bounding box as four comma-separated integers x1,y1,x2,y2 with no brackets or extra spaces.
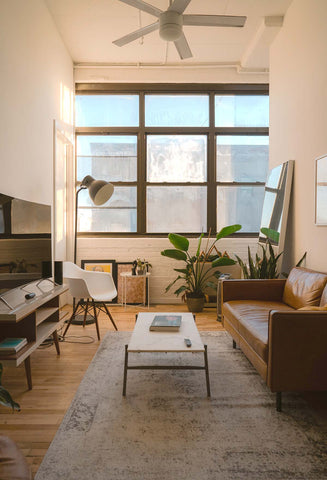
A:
60,82,73,125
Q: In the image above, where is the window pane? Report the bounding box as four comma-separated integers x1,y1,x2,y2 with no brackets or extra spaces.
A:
216,135,269,182
77,136,137,182
147,186,207,233
217,186,265,233
77,187,136,232
75,95,139,127
147,135,207,182
215,95,269,127
145,95,209,127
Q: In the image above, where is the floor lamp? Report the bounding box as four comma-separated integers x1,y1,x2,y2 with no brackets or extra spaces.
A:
72,175,114,325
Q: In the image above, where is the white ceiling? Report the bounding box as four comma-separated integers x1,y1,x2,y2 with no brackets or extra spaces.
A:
45,0,292,69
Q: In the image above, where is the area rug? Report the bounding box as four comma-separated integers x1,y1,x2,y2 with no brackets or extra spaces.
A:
35,331,327,480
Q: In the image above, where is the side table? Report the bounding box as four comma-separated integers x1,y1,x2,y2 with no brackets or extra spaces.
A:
120,272,151,308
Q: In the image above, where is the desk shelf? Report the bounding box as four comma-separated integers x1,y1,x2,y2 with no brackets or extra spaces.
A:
0,282,68,388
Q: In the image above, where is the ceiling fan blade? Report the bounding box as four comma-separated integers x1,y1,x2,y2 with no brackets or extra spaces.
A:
118,0,162,18
183,15,247,27
113,21,159,46
174,32,192,59
168,0,191,14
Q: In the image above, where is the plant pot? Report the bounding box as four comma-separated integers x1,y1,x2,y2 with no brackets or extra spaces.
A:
137,268,146,276
186,295,205,313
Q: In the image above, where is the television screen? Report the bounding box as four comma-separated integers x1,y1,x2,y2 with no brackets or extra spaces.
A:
0,194,52,294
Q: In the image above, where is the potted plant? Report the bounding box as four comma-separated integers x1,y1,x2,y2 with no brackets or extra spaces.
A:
136,258,152,276
0,364,20,411
235,227,307,279
161,224,242,312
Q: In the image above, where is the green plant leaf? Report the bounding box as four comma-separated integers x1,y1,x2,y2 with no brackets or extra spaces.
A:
161,249,187,261
0,386,20,411
168,234,189,252
205,281,218,290
196,233,204,257
260,227,280,244
296,251,307,267
234,254,249,279
174,285,188,296
165,275,183,292
216,224,242,240
212,257,236,268
173,268,188,274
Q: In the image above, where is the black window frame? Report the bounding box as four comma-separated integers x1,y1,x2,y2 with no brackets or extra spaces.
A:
75,83,269,237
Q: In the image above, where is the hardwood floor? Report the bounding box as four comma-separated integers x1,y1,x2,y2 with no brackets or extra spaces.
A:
0,304,221,476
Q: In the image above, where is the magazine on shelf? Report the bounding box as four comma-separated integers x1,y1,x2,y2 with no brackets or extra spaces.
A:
0,337,28,354
149,315,182,331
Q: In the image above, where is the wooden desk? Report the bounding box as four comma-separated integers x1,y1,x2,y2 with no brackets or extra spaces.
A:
0,281,68,389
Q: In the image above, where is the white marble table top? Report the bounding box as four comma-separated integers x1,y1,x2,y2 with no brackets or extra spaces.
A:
128,312,204,353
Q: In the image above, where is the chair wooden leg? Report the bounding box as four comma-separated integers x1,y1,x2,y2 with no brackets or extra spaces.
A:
63,300,81,337
92,300,101,341
83,299,89,327
52,330,60,355
102,302,118,331
232,339,236,349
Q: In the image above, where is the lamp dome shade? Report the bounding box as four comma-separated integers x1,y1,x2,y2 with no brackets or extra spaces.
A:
81,175,114,206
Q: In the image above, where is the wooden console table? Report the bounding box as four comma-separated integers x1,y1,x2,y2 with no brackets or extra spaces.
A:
0,281,68,389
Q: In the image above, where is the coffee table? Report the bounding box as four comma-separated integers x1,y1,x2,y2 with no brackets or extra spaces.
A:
122,312,210,396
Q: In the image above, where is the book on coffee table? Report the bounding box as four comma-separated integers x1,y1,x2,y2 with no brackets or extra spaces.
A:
149,315,182,331
0,337,28,354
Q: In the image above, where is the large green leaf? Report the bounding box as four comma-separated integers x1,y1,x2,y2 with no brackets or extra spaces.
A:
260,227,280,244
212,257,236,268
196,233,204,257
0,386,20,411
216,224,242,240
168,234,189,252
161,249,187,261
174,285,188,296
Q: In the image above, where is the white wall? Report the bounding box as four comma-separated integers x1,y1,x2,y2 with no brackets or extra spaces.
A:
270,0,327,272
0,0,73,205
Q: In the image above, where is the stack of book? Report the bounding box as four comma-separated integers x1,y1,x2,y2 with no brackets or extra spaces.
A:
0,337,27,354
149,315,182,331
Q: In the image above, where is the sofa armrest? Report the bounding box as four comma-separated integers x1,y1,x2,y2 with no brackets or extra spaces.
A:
267,310,327,392
222,279,286,302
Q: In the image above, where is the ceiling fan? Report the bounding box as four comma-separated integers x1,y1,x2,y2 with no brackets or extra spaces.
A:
113,0,246,60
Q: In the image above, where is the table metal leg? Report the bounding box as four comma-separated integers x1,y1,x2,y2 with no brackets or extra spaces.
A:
122,344,128,396
204,344,211,397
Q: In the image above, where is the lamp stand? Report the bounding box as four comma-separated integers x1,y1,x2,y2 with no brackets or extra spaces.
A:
71,185,95,326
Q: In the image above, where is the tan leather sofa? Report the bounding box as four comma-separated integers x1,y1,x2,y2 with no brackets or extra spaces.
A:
222,267,327,411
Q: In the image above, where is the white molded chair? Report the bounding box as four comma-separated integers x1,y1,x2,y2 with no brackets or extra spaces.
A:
63,261,118,339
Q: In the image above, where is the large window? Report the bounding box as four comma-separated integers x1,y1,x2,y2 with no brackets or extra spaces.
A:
75,84,269,235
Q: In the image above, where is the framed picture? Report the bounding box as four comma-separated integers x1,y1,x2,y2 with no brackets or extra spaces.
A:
315,154,327,225
115,261,148,305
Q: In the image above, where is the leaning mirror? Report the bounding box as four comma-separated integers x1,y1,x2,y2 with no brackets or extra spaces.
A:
258,160,294,255
315,154,327,225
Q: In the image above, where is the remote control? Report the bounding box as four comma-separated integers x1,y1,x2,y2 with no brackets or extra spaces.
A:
184,338,192,347
25,292,36,300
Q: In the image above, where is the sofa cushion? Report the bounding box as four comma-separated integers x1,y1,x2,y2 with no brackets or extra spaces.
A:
223,300,294,362
320,283,327,307
282,267,327,309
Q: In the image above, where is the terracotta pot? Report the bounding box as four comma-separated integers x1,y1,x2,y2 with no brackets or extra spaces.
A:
186,295,205,313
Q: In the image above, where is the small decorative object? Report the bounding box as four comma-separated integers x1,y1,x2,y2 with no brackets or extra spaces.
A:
132,260,137,276
136,258,152,276
161,224,241,313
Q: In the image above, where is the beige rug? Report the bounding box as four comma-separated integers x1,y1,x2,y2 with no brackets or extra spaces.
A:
35,331,327,480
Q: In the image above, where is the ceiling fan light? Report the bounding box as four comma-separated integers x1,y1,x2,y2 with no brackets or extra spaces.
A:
159,10,182,41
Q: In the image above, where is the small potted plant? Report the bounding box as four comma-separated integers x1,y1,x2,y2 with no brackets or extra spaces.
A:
136,258,152,276
0,364,20,411
161,224,241,312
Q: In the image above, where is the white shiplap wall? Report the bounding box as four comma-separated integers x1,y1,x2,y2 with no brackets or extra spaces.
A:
77,237,258,304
